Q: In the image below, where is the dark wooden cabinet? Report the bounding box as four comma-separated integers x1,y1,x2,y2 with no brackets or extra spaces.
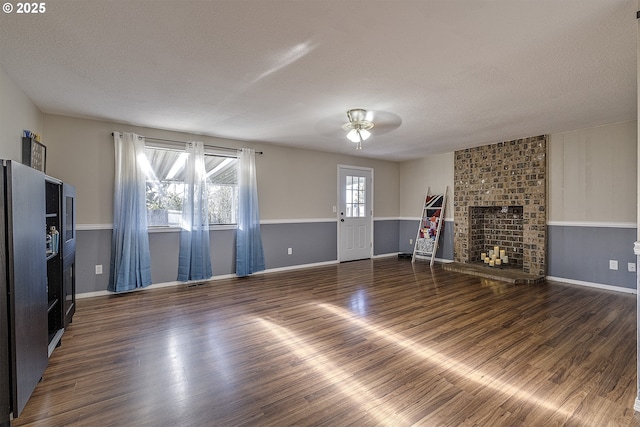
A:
0,161,76,424
0,161,48,419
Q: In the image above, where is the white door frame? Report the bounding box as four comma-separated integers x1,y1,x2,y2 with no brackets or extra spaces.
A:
337,165,374,262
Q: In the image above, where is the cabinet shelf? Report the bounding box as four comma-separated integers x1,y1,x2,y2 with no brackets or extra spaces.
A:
47,298,58,313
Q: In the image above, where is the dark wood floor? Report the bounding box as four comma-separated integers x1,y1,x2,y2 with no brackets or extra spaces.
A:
11,258,640,426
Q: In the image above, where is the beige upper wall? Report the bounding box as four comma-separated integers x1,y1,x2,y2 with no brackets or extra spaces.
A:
256,142,399,220
42,114,400,225
548,121,637,224
0,65,43,161
5,71,633,228
398,153,454,220
397,121,638,225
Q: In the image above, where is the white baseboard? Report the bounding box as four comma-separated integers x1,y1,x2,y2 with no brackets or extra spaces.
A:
546,276,637,295
77,273,238,299
253,260,338,274
76,290,112,299
76,261,338,299
373,253,401,259
79,271,637,300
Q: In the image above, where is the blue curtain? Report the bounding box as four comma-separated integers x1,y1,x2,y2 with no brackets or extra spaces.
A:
178,141,213,281
108,132,152,292
236,148,265,277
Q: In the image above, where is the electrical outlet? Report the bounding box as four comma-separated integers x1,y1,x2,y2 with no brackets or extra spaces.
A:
409,238,413,245
628,262,636,272
332,206,337,213
609,260,618,270
288,248,292,255
95,264,103,275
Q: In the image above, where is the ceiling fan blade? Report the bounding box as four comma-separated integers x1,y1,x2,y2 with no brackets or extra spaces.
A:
366,111,402,135
315,109,402,140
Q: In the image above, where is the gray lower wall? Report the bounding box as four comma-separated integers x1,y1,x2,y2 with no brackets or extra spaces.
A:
373,220,400,255
77,220,398,295
76,221,635,295
261,222,337,268
76,229,111,293
547,225,637,290
76,228,238,294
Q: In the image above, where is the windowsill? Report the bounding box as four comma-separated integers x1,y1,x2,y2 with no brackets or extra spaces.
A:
147,224,237,233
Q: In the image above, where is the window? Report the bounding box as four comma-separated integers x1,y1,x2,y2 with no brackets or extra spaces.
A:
345,175,366,218
142,146,238,226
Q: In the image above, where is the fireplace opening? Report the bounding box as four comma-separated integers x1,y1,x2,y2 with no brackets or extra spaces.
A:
470,206,524,269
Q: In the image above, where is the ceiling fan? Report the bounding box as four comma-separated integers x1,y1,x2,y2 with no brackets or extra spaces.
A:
315,109,402,150
342,109,374,150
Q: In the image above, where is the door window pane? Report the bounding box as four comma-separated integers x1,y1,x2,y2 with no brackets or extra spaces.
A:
345,175,366,218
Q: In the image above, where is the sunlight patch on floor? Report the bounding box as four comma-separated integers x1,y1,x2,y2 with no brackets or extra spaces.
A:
316,302,569,419
256,317,410,426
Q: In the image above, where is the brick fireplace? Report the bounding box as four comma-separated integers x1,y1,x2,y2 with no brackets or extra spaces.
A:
453,135,547,276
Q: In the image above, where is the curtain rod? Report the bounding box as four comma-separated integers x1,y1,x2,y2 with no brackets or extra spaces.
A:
111,133,263,154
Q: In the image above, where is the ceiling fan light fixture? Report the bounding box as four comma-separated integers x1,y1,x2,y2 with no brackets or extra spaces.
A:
346,128,371,143
359,128,371,140
343,109,374,149
346,129,359,143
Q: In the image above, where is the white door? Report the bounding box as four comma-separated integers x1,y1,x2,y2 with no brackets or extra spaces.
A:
338,166,373,262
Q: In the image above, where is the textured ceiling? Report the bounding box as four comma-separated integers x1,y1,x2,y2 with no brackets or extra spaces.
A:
0,0,636,161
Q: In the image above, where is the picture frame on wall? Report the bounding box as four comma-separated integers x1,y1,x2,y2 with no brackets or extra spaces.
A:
22,137,46,173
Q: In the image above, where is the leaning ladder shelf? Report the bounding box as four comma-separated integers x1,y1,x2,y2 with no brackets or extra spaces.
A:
412,186,448,266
